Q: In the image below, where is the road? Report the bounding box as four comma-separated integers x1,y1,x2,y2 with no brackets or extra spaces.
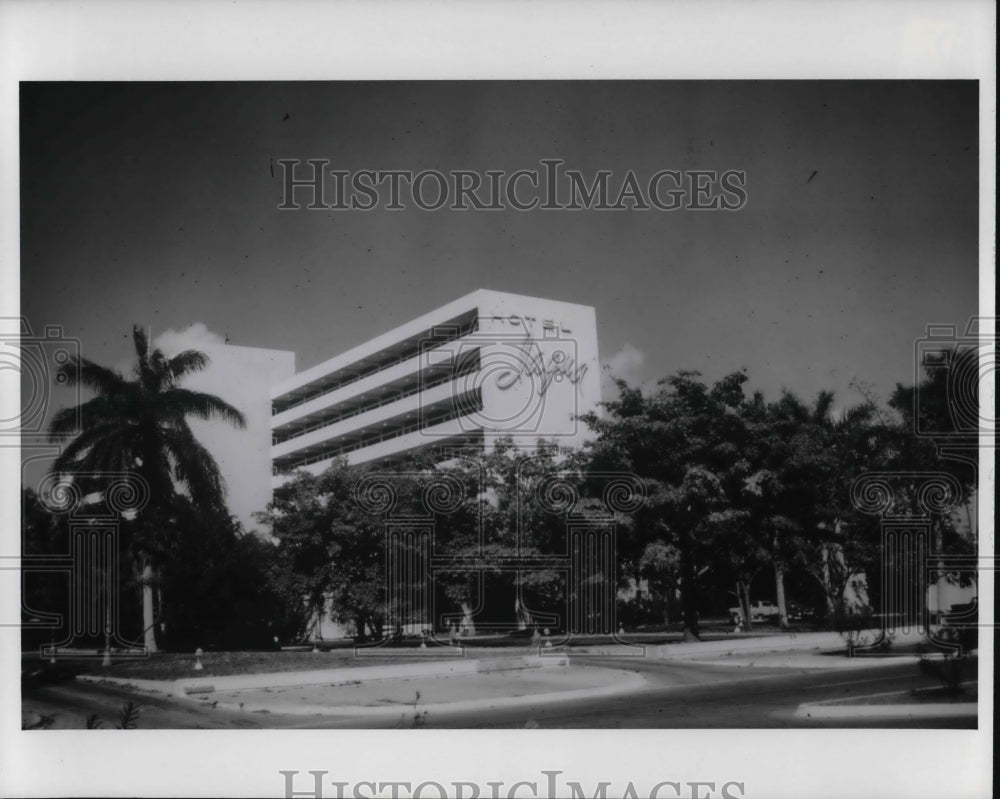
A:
22,656,976,730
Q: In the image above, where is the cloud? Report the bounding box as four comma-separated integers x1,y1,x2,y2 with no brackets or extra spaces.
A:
601,342,646,398
112,323,228,377
152,323,227,357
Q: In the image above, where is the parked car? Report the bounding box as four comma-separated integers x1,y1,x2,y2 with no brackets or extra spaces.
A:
786,601,815,622
728,600,780,626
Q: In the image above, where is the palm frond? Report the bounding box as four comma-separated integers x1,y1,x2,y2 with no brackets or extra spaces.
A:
166,350,210,382
163,423,226,506
58,357,127,396
148,350,170,393
775,390,809,422
51,422,125,471
47,326,242,518
812,390,836,424
131,325,149,368
49,394,130,438
116,700,140,729
48,405,83,438
160,388,246,429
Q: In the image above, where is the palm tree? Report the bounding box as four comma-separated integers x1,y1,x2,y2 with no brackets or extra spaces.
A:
48,326,246,652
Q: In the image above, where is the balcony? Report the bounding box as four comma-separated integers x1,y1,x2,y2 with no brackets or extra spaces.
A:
272,343,480,443
272,381,469,460
271,310,478,414
270,419,486,487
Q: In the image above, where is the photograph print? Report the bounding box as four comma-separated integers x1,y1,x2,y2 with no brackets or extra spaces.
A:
15,79,986,742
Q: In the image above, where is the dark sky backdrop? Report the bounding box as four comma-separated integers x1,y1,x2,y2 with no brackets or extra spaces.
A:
21,81,979,415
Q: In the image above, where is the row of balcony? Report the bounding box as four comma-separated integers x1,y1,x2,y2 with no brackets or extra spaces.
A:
271,316,479,415
273,395,483,474
272,351,479,445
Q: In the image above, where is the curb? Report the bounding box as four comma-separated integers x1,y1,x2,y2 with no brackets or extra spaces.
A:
650,632,849,660
678,654,926,670
201,667,648,717
77,654,569,698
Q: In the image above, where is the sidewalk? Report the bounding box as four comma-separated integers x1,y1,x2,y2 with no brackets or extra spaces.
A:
650,631,849,661
196,665,647,717
650,629,959,670
671,651,927,670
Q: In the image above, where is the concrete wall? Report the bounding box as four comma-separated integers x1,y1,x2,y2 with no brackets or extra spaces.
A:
181,342,295,532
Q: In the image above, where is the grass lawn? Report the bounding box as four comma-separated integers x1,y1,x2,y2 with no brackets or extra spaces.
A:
22,623,830,684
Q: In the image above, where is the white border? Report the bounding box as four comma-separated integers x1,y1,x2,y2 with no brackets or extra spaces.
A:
0,2,994,798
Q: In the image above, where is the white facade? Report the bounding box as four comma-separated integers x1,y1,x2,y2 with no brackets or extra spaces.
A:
270,289,602,484
181,342,296,531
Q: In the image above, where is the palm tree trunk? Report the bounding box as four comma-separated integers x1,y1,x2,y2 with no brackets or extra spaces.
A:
774,562,789,629
680,548,700,641
140,556,158,653
738,580,753,632
820,544,836,617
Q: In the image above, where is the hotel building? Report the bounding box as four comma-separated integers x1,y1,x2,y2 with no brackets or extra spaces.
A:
269,289,602,484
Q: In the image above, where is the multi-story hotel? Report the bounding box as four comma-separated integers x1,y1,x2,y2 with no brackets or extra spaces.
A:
269,289,602,484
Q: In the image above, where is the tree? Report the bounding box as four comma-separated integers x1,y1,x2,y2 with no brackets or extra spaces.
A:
260,438,629,642
638,540,681,625
437,438,579,630
886,348,978,619
259,458,404,643
156,502,309,650
771,390,889,624
580,371,753,640
47,326,246,652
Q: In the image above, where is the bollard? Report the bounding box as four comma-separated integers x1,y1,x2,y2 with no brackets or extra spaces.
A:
618,624,625,636
193,647,204,671
543,628,552,648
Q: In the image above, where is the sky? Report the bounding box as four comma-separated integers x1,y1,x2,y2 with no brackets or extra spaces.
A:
20,81,978,406
18,81,980,516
